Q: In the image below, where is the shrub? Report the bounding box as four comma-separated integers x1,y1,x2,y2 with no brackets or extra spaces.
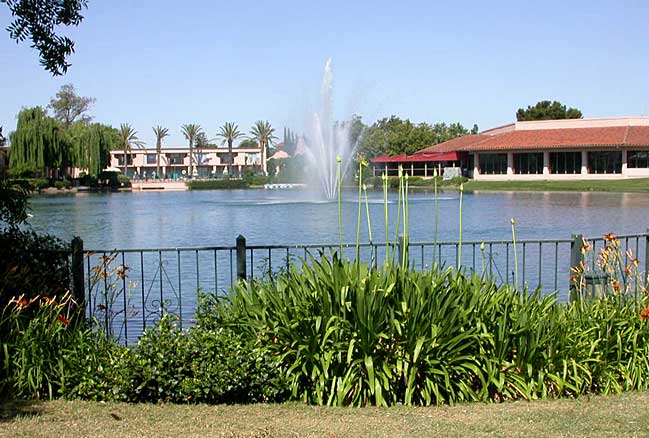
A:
53,179,72,190
221,254,649,406
117,175,131,187
187,179,250,190
8,163,42,179
440,176,468,186
78,174,98,188
124,314,288,404
0,228,71,314
242,169,270,186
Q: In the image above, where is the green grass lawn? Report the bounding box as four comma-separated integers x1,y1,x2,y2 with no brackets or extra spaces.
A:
2,391,649,437
463,178,649,193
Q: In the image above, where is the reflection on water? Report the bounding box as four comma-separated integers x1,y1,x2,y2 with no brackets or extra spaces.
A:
27,189,649,249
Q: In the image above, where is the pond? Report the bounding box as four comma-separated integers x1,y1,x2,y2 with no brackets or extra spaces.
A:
26,188,649,342
27,188,649,248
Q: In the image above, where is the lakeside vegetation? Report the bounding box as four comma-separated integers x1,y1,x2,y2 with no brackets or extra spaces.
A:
463,178,649,193
3,168,649,410
364,176,649,194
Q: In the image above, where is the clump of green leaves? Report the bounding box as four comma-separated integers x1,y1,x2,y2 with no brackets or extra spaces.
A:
222,254,649,406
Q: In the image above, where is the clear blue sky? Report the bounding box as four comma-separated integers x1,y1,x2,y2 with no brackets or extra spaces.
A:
2,0,649,147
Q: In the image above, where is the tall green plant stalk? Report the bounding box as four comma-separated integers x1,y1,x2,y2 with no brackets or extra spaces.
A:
363,183,374,265
511,217,519,287
433,168,439,264
363,184,373,243
457,183,464,270
383,172,389,263
402,173,409,269
355,160,366,262
393,166,403,266
337,155,343,256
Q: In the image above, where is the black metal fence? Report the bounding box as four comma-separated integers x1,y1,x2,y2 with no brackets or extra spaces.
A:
68,230,649,344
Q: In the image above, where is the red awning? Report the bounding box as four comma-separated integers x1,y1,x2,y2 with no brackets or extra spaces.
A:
371,151,461,163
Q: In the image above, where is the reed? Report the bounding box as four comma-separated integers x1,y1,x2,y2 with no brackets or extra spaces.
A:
457,183,464,270
336,154,343,255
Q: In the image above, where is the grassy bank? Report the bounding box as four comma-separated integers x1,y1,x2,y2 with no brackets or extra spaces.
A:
368,176,649,193
463,178,649,193
3,391,649,437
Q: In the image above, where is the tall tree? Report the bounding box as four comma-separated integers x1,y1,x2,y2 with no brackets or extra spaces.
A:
66,123,117,176
48,84,95,127
249,120,277,175
9,107,66,177
516,101,583,121
356,116,474,158
181,124,202,177
282,127,298,155
3,0,89,75
217,122,244,177
116,124,144,175
152,126,169,178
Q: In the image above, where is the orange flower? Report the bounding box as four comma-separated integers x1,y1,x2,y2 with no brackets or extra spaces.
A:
117,264,129,279
16,298,29,308
612,283,621,292
633,258,640,267
640,308,649,320
625,265,633,275
603,233,618,243
57,314,70,325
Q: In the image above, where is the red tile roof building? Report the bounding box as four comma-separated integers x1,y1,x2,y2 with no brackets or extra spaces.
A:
370,117,649,180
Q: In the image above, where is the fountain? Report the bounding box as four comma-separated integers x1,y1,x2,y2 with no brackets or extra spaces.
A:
302,58,357,199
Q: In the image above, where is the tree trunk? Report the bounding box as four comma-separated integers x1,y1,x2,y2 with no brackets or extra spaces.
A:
228,140,233,177
189,140,193,178
123,146,128,176
156,143,161,179
261,141,266,175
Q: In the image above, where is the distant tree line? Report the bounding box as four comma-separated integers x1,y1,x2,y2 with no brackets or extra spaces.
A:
516,100,583,121
9,84,117,178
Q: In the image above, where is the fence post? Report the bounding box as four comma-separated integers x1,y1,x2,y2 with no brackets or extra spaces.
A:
398,234,407,266
236,234,247,280
71,236,85,319
569,233,584,300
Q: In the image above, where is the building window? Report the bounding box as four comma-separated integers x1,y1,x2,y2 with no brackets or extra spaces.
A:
146,154,157,164
166,153,186,165
627,150,649,168
513,152,543,174
115,154,133,166
588,151,622,174
478,153,507,174
549,152,582,174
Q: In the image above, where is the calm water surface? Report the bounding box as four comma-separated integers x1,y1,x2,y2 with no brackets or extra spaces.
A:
28,189,649,248
27,188,649,341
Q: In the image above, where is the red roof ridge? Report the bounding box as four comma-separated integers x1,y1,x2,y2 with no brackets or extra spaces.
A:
623,125,630,145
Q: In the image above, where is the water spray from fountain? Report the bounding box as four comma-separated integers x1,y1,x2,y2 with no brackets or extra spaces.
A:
303,58,357,200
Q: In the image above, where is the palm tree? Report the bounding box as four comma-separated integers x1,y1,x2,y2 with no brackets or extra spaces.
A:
217,122,244,177
249,120,277,175
181,124,202,177
152,125,169,178
117,123,144,176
